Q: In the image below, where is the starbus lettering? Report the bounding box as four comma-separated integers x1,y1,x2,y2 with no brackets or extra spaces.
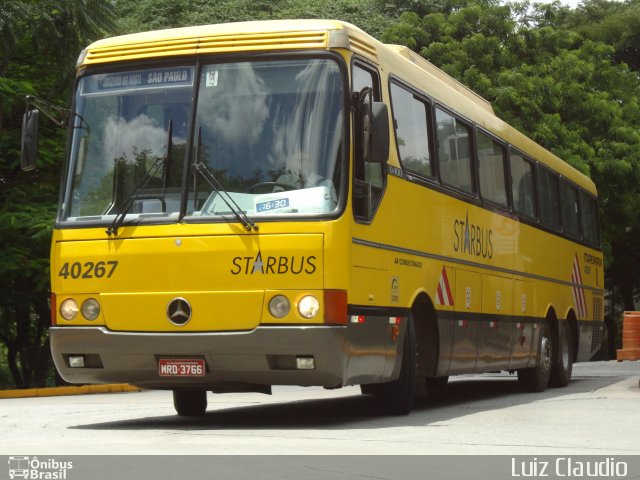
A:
230,252,317,275
453,212,493,259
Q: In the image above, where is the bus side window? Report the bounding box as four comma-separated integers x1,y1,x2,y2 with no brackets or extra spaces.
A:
580,190,600,244
390,82,433,178
561,179,580,238
352,62,384,221
477,130,508,207
509,151,537,219
538,165,561,230
435,107,473,194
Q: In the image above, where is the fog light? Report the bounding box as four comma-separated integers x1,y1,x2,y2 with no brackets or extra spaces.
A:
298,295,319,319
60,299,79,321
68,355,85,368
296,356,315,370
269,295,290,319
81,298,100,321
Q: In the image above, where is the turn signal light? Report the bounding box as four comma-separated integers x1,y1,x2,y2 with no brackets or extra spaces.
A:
324,290,347,324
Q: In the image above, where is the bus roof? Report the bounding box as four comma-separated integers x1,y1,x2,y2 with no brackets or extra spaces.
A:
80,19,596,195
81,19,356,65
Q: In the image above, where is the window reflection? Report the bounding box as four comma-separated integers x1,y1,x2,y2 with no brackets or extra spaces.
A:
189,59,344,217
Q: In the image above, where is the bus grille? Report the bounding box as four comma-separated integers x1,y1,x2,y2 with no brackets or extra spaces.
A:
84,31,328,64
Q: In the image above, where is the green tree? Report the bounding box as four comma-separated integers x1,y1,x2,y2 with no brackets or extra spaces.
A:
563,0,640,70
113,0,398,37
0,0,115,388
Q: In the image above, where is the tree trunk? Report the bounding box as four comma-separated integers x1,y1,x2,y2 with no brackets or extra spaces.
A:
6,344,24,389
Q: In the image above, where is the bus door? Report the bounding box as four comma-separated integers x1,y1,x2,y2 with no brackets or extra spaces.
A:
450,269,481,373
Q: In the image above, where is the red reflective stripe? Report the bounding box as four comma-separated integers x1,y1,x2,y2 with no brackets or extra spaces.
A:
436,285,445,305
442,267,454,306
572,254,587,317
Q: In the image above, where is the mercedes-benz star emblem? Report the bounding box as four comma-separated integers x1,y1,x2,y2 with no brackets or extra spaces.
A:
167,298,192,325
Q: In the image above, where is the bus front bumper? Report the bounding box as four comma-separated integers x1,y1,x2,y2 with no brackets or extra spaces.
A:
50,325,349,390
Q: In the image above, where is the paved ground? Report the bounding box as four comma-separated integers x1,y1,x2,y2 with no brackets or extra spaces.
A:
0,361,638,456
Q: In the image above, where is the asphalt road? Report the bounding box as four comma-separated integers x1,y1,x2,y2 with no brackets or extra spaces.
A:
0,361,638,456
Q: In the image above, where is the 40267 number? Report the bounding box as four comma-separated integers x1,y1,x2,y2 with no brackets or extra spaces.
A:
58,261,118,279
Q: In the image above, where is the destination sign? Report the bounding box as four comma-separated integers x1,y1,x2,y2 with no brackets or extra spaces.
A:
81,67,194,94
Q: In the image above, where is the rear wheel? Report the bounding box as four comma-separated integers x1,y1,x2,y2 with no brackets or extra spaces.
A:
549,321,573,387
518,322,552,392
173,389,207,416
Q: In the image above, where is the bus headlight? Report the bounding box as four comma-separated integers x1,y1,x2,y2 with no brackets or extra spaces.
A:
269,295,290,319
298,295,320,319
60,299,79,321
81,298,100,321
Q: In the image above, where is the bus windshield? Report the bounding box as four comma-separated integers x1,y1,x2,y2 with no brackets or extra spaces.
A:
62,58,345,224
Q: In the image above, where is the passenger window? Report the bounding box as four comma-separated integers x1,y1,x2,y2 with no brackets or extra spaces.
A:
390,83,432,178
510,152,536,218
477,131,507,207
580,190,600,244
436,108,473,193
561,181,580,237
538,166,561,230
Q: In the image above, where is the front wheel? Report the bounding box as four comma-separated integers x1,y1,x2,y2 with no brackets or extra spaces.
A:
426,376,449,391
518,322,552,392
365,316,417,415
173,389,207,417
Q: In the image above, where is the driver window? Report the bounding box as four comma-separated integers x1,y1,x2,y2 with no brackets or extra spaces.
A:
352,62,384,221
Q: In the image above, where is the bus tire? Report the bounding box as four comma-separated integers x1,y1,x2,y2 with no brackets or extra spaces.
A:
426,376,449,391
549,321,573,388
517,322,552,392
173,389,207,416
374,315,417,415
360,383,383,395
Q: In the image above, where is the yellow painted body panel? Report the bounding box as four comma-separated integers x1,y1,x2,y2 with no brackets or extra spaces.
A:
352,175,603,321
51,222,354,331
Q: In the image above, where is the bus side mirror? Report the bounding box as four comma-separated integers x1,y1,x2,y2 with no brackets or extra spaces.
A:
21,108,39,171
360,100,390,165
369,102,389,165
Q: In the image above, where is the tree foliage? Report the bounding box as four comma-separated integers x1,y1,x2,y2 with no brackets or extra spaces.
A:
112,0,397,37
0,0,115,388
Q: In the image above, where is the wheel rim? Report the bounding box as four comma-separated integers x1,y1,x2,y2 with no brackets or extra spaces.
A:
560,330,569,369
541,336,552,374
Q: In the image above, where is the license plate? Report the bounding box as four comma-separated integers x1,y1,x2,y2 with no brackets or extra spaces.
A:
158,359,206,377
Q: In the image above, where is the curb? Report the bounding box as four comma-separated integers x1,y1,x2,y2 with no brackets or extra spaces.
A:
0,384,142,399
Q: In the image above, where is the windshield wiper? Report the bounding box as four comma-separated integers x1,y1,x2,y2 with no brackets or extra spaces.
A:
193,161,258,232
193,128,258,232
106,121,172,236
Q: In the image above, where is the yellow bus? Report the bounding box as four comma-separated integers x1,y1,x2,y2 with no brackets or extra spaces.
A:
22,19,604,416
